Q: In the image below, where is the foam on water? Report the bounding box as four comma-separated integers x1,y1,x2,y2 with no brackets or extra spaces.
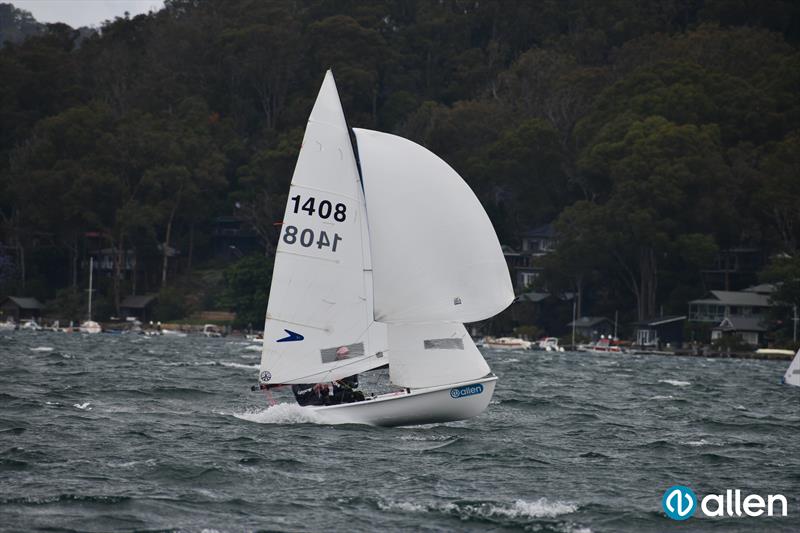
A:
474,498,579,519
659,379,691,386
219,362,259,370
232,403,323,425
379,498,579,519
73,402,91,410
30,346,53,352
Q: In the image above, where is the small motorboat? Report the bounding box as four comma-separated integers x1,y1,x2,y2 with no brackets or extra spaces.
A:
483,336,532,350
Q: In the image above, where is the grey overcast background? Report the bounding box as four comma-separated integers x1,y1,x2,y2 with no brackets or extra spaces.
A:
13,0,164,28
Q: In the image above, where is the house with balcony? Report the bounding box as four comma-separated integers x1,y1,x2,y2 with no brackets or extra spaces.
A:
688,284,776,345
519,223,557,256
503,223,558,294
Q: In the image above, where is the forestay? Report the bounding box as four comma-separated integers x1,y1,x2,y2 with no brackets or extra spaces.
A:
353,128,514,324
387,322,490,388
259,72,384,385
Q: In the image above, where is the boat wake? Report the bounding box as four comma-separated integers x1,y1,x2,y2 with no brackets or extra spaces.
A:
233,403,324,425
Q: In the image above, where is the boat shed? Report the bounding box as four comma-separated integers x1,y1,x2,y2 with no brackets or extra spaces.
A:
633,315,686,348
119,294,158,322
0,296,43,322
566,316,613,341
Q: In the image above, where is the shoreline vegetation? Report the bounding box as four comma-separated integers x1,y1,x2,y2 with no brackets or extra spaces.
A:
1,1,799,347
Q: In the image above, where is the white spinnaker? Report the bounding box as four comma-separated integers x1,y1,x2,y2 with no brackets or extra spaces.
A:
259,71,383,385
785,349,800,387
387,322,490,388
353,128,514,324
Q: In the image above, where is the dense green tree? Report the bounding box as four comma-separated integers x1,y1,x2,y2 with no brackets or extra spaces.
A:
223,254,272,329
1,0,799,330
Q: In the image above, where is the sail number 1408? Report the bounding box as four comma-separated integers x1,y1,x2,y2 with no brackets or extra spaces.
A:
290,195,346,222
283,225,342,252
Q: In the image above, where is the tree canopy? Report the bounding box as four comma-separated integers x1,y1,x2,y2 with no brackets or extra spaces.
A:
1,0,798,328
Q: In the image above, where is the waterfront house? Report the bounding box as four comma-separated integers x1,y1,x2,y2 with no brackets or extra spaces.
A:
688,285,777,345
688,286,774,323
566,316,613,341
711,316,766,346
633,315,686,348
119,294,158,322
0,296,43,322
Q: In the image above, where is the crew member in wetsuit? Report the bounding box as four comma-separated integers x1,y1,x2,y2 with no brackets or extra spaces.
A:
290,346,365,406
330,346,365,404
291,382,330,406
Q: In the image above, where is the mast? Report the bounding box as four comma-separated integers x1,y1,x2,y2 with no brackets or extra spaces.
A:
87,256,94,321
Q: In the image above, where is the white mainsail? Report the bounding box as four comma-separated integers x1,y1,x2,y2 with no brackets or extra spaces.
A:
353,128,514,324
784,349,800,387
259,72,385,385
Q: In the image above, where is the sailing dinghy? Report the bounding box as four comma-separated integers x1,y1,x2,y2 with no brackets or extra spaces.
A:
257,71,514,426
784,349,800,387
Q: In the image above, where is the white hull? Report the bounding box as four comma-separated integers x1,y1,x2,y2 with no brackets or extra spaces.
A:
80,320,102,334
484,337,532,350
307,375,497,427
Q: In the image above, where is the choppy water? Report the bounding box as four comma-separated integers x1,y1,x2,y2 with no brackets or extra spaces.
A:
1,332,798,532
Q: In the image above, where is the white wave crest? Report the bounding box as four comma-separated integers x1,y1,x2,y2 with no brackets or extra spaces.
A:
681,439,723,447
233,403,323,425
378,500,428,513
399,434,455,442
73,402,91,410
475,498,578,519
30,346,53,352
378,498,578,520
220,362,259,370
659,379,691,387
648,395,675,400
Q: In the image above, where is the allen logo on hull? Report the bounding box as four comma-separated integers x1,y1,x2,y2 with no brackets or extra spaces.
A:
450,383,484,399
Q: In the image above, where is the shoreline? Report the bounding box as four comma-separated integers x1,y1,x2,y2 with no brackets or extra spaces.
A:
564,347,795,361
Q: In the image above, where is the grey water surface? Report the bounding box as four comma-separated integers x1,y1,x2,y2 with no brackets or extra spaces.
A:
1,332,798,532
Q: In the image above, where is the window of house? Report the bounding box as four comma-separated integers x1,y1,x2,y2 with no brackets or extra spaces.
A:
521,272,538,287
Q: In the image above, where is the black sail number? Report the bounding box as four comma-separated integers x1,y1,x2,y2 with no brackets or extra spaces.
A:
282,225,341,252
290,195,346,222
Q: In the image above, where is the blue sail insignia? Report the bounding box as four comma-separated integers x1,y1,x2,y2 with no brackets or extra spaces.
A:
277,329,304,343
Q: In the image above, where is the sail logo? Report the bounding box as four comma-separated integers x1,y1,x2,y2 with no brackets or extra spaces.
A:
450,383,484,399
662,486,788,520
277,329,304,342
662,485,696,520
260,371,272,382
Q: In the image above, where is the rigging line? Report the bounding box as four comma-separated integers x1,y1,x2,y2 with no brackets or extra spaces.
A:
264,316,329,332
290,183,358,201
275,249,341,263
280,352,381,384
